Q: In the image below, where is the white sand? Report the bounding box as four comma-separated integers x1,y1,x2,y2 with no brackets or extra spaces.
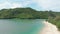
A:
40,21,60,34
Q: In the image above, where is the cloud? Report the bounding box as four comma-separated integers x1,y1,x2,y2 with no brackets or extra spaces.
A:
0,0,60,11
0,2,22,9
0,0,31,9
32,0,60,11
21,0,31,7
10,3,23,8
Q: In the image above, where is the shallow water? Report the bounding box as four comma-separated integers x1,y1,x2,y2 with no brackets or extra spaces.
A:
0,19,45,34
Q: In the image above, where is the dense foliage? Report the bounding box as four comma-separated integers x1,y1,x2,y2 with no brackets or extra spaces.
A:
0,7,49,19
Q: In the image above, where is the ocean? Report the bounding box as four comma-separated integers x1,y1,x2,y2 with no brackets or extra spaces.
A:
0,19,45,34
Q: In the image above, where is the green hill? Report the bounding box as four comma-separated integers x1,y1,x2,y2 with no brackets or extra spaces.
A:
0,7,48,19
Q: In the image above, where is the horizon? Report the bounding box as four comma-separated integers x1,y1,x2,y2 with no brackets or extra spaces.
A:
0,0,60,11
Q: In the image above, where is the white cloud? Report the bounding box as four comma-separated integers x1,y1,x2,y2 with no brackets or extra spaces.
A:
22,1,31,7
33,0,60,11
10,3,23,8
0,1,23,9
0,0,60,11
0,0,31,9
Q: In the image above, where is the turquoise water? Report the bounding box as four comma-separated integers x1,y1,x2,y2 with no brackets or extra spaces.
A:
0,19,45,34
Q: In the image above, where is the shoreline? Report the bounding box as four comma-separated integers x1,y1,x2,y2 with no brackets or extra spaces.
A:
40,21,60,34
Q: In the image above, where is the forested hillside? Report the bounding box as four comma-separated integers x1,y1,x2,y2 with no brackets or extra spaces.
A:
0,7,49,19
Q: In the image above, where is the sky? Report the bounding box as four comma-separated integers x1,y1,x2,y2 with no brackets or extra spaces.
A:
0,0,60,11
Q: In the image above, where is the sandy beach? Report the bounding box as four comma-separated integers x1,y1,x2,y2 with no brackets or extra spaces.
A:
40,21,60,34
